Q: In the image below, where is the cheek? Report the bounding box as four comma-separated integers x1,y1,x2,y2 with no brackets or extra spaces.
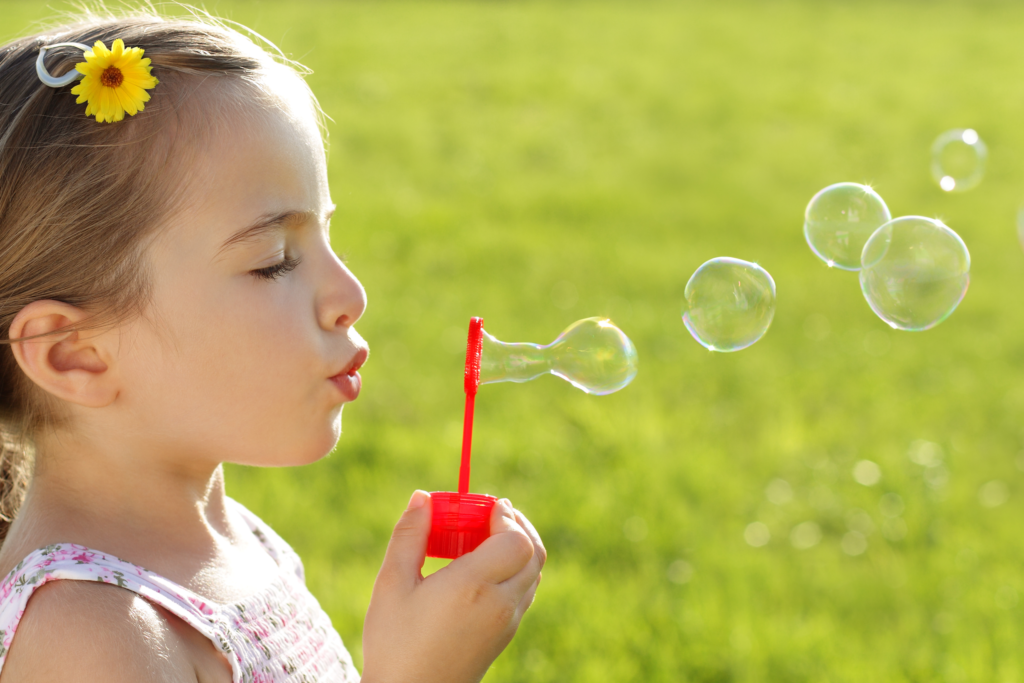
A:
126,279,326,441
187,286,318,397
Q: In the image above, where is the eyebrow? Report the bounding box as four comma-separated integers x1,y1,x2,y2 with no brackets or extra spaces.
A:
217,204,337,256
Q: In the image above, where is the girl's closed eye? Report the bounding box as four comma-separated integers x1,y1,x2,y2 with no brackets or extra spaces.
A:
251,255,302,281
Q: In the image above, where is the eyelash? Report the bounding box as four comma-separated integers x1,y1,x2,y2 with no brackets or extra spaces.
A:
251,256,302,281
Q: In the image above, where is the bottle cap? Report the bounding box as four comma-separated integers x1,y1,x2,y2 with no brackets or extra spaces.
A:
427,491,497,559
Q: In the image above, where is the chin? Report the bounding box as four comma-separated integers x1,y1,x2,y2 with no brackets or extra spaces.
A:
237,418,343,468
256,438,338,467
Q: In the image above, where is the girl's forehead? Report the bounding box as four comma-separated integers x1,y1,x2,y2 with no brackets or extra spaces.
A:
171,101,329,248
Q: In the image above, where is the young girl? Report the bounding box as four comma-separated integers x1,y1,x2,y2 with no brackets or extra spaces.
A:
0,8,544,682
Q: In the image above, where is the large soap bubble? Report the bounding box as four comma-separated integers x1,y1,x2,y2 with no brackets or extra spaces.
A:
860,216,970,331
804,182,891,270
479,317,637,395
931,129,987,193
682,257,776,352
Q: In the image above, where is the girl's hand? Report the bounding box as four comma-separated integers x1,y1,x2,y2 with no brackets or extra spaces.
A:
362,491,546,683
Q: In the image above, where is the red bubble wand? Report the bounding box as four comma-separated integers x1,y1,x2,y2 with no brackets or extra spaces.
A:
427,318,497,559
459,317,483,494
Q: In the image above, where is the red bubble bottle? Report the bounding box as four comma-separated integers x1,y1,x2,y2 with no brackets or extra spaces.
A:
427,317,498,559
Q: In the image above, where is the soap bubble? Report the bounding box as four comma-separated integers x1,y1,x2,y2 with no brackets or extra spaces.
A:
479,317,638,395
931,128,987,193
682,257,775,352
744,522,770,547
804,182,891,270
790,521,822,550
860,216,970,331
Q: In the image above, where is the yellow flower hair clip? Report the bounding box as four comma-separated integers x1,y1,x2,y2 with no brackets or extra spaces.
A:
36,39,158,123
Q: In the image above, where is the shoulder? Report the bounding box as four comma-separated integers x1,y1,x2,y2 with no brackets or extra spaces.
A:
0,579,196,683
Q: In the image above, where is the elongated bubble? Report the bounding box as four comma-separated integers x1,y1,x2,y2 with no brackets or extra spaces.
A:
859,216,970,331
682,257,776,352
931,128,986,193
479,318,638,395
804,183,891,270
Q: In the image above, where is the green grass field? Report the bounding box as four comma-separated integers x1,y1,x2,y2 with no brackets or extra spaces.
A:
7,1,1024,680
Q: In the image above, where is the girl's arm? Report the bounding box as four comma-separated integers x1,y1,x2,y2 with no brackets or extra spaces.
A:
362,492,546,683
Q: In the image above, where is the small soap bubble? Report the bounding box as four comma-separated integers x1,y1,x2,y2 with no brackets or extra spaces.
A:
682,257,776,352
623,516,649,542
479,317,638,395
790,521,822,550
853,460,882,486
804,182,891,270
841,531,868,556
924,464,949,490
744,522,771,547
667,560,694,585
765,478,793,505
909,440,943,467
860,217,970,331
931,128,987,193
979,480,1010,508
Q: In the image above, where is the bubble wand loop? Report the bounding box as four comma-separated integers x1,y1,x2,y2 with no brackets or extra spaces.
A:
459,317,483,494
426,315,638,559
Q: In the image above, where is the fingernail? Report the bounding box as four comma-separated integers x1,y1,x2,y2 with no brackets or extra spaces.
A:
408,490,429,510
500,498,513,510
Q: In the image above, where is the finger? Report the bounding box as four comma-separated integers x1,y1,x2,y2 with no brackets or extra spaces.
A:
515,573,542,622
494,508,545,596
375,490,432,592
513,508,546,570
457,499,534,584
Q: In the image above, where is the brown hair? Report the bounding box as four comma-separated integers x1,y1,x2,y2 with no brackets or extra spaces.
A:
0,6,324,542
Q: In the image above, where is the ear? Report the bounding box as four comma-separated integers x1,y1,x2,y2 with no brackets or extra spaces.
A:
8,301,118,408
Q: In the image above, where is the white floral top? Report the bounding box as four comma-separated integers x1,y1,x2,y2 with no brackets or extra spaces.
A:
0,497,360,682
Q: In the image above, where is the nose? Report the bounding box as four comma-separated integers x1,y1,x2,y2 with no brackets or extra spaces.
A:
317,248,367,331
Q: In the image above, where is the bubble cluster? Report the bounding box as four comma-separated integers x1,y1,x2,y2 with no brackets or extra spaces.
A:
931,128,987,193
802,180,972,332
804,182,891,270
860,216,970,331
682,257,776,352
479,317,638,395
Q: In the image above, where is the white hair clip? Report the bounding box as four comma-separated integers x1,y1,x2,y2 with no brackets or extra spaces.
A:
36,42,90,88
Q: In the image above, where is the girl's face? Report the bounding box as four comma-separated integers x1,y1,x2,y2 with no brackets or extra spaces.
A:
117,92,368,468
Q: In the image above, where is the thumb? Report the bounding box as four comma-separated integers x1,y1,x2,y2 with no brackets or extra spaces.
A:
376,490,432,591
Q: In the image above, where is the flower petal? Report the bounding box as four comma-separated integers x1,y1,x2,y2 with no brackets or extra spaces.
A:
117,86,139,116
114,46,142,69
91,40,111,60
97,88,114,122
120,82,149,105
74,62,101,78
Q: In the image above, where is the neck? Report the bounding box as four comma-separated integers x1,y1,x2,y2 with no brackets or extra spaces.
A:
10,429,233,560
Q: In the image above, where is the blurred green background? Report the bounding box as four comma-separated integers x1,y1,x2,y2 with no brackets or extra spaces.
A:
7,1,1024,680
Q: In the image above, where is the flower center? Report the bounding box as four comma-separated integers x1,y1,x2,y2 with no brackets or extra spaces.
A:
100,66,124,88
